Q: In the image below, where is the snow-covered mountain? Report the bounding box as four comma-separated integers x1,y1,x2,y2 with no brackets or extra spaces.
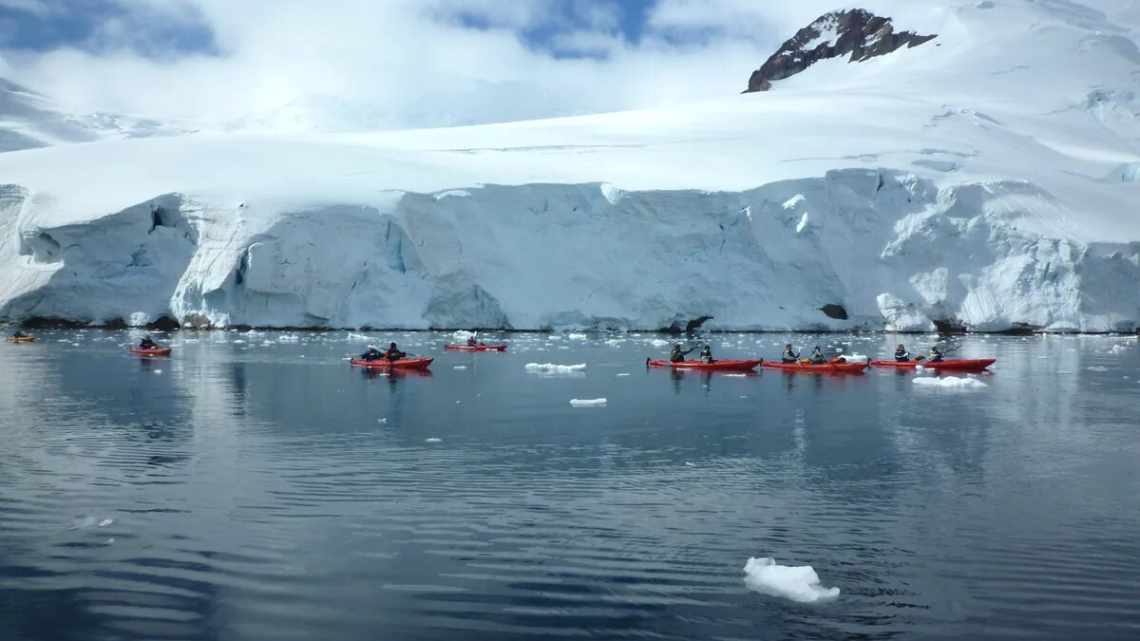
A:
1,0,1140,332
0,77,188,152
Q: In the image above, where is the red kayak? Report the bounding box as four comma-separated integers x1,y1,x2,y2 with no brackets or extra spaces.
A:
647,359,763,372
130,346,172,357
870,358,995,372
350,357,433,370
762,360,868,374
444,344,507,352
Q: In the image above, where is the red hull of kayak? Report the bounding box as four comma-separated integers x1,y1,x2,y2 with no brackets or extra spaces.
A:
351,357,433,370
762,361,868,374
444,344,507,352
130,347,171,356
7,336,37,343
870,358,995,372
647,359,763,372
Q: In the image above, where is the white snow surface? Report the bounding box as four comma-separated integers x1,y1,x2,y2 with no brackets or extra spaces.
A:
743,557,840,603
2,1,1140,331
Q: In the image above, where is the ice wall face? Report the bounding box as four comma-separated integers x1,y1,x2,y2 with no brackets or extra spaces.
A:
2,170,1136,332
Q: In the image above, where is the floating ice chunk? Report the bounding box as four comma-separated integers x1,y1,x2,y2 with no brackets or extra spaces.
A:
434,189,470,200
98,518,114,527
1087,366,1109,372
153,369,163,374
425,437,442,443
567,333,588,340
913,376,987,389
526,362,587,374
650,339,669,348
605,339,624,346
347,332,372,341
277,334,300,342
377,418,388,424
617,373,631,377
743,557,840,603
454,365,468,370
600,182,624,205
783,194,806,209
724,374,748,378
796,212,810,234
570,398,607,408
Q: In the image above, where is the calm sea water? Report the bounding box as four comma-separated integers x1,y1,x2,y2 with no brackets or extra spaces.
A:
2,330,1139,641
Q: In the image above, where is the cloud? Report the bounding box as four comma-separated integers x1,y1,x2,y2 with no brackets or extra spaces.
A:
0,0,877,130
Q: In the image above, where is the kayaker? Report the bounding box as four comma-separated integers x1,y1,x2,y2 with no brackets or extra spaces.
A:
384,342,406,361
895,344,911,362
928,346,945,362
699,344,715,364
670,344,696,363
782,344,799,363
810,346,826,364
12,330,26,339
466,333,478,347
361,345,384,361
139,335,159,349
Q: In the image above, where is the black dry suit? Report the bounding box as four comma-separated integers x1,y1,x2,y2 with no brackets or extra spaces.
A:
782,346,799,364
895,346,911,362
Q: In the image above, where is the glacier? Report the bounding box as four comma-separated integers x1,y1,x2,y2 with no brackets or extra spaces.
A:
1,0,1140,332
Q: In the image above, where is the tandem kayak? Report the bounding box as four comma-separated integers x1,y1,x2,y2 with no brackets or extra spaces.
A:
762,360,868,374
130,346,172,356
7,336,36,343
444,344,508,352
350,357,434,370
647,359,764,372
870,358,996,372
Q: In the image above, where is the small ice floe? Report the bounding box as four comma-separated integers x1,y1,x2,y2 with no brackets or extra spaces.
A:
425,437,442,443
526,363,587,375
277,334,300,343
1087,366,1109,372
98,518,114,528
347,332,372,342
72,516,114,530
617,373,631,377
605,339,624,346
567,333,588,340
569,398,607,408
377,418,388,424
913,376,987,389
1108,343,1133,355
743,557,840,603
153,369,163,375
650,339,670,348
454,365,468,370
724,373,748,378
684,461,696,467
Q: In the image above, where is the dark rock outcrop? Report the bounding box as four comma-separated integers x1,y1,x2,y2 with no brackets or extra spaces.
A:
746,9,937,92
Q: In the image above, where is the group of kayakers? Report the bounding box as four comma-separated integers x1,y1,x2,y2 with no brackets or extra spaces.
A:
663,341,949,366
670,343,716,364
894,343,944,362
360,342,408,362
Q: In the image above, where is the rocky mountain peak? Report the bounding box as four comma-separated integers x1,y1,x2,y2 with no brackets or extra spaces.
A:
746,9,937,92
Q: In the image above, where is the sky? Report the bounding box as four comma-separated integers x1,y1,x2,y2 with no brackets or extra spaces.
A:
0,0,886,130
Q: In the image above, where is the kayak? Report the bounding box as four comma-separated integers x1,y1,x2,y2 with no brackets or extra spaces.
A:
7,336,36,343
130,346,172,356
444,344,508,352
762,360,868,374
350,357,433,370
870,358,996,372
647,359,764,372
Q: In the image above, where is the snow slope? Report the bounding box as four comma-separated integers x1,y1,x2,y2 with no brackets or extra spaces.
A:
1,0,1139,331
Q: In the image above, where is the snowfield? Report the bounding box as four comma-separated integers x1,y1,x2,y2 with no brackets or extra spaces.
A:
1,1,1139,331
